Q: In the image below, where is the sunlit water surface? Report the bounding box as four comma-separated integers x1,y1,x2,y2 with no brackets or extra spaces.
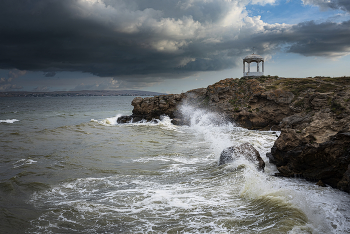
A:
1,96,349,233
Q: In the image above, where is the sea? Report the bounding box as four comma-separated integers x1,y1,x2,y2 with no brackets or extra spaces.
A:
1,96,350,234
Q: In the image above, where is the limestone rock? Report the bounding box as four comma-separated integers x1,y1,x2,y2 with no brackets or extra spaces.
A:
263,89,294,104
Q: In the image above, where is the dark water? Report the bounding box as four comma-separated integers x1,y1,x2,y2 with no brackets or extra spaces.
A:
1,96,350,233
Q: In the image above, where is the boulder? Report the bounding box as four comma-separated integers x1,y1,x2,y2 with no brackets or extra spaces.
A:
219,142,265,171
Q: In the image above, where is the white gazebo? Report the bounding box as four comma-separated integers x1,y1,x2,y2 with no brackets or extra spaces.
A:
243,53,264,77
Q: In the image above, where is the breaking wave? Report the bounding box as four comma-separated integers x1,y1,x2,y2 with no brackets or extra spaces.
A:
0,119,19,123
26,103,350,233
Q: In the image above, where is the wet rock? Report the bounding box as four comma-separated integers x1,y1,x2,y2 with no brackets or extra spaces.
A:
116,115,144,123
269,131,350,190
337,164,350,193
219,143,265,171
116,115,133,123
126,88,208,124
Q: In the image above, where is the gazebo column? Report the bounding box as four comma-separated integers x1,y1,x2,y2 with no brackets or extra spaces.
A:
243,61,245,75
262,61,264,73
257,62,259,72
248,63,250,73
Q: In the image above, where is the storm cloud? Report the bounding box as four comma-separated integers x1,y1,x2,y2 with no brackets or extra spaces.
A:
0,0,349,82
303,0,350,12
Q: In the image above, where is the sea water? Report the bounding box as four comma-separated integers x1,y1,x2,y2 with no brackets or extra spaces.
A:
0,96,349,234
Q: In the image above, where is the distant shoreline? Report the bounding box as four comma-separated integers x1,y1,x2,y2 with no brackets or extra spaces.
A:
0,90,165,97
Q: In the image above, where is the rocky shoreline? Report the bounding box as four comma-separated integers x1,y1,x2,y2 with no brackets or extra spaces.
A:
119,76,350,193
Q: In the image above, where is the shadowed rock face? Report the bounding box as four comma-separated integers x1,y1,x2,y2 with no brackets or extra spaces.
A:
219,143,265,171
265,80,350,192
268,131,350,192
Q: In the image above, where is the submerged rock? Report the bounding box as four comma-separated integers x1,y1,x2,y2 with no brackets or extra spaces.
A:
219,142,265,171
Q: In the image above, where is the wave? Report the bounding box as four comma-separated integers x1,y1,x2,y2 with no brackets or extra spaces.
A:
0,119,19,123
90,114,123,126
91,114,180,132
179,104,350,233
27,104,350,233
13,158,37,168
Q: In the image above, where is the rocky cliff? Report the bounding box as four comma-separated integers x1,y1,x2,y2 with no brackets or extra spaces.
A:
121,76,350,193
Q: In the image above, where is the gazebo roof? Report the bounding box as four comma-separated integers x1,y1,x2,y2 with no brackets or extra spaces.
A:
243,53,264,63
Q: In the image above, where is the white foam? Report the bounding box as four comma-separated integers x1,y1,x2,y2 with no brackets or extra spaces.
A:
127,115,181,132
0,119,19,123
91,114,181,132
27,104,350,233
29,165,350,233
180,105,239,156
179,104,350,233
133,154,205,165
13,158,37,168
162,163,198,174
90,114,122,126
237,162,350,233
30,173,247,233
158,116,178,131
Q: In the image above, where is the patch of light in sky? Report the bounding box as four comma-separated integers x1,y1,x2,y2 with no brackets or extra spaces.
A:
246,1,350,25
147,52,350,94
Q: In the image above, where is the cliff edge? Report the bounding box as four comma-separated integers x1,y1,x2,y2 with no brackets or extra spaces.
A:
121,76,350,193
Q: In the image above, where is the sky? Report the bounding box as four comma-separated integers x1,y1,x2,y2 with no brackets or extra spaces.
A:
0,0,350,94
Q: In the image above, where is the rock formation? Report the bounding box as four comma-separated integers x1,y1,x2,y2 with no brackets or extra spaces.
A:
268,131,350,192
219,142,265,171
122,76,350,193
117,88,207,124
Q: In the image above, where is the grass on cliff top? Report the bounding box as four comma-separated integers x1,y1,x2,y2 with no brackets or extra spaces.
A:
322,76,350,84
210,76,350,96
211,75,279,87
266,77,349,95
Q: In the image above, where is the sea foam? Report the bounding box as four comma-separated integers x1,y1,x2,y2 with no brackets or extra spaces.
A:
0,119,19,123
180,104,350,234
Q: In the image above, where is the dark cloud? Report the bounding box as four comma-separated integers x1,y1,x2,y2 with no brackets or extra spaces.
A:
0,0,249,79
44,72,56,77
252,20,350,57
0,0,349,83
287,20,350,56
303,0,350,12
